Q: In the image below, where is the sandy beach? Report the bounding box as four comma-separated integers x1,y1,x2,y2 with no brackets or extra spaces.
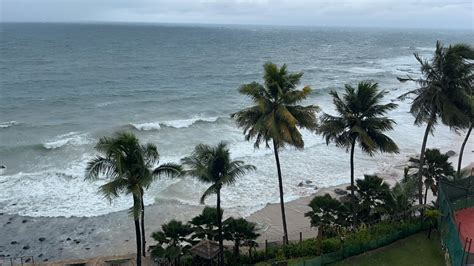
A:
1,154,472,263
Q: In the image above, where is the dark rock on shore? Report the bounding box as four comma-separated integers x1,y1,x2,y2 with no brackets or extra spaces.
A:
446,150,456,157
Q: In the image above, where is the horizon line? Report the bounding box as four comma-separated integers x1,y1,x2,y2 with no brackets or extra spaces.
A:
1,20,472,31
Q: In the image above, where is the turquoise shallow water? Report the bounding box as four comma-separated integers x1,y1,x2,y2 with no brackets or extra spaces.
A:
0,23,473,217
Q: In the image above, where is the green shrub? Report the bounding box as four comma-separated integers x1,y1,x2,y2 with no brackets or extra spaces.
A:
321,238,341,253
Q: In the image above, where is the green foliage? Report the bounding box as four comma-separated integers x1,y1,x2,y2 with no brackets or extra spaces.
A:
182,142,256,204
318,81,399,217
305,194,350,236
321,238,342,254
354,175,391,223
189,206,222,241
424,209,442,223
231,62,319,149
398,42,473,129
149,220,194,261
386,170,418,217
240,219,426,265
223,217,260,256
319,81,399,155
85,131,182,219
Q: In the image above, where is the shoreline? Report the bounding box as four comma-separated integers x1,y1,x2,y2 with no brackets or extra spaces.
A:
1,157,472,262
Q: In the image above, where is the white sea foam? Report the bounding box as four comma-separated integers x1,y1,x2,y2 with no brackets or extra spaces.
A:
0,121,19,129
130,122,161,131
161,116,219,128
43,132,92,150
130,116,220,131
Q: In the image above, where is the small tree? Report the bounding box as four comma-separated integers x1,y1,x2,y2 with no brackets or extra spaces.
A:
223,217,260,256
386,171,418,219
149,220,194,265
354,175,391,223
422,149,455,204
305,194,349,253
189,206,222,241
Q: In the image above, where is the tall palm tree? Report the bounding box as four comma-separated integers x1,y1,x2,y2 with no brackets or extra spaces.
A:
398,42,473,204
231,62,319,243
318,81,399,221
458,84,473,174
85,132,182,264
182,142,255,266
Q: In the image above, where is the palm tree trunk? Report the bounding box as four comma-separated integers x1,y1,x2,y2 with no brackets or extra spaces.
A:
273,139,289,245
234,239,240,256
133,196,142,266
417,115,435,205
350,138,356,224
217,189,224,266
458,123,472,174
316,227,323,255
140,194,146,257
424,186,428,205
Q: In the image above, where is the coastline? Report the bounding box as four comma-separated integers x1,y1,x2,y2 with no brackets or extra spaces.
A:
0,182,394,262
1,156,472,262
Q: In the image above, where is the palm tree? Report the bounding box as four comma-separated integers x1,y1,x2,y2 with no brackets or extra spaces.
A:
85,132,182,264
182,142,255,266
318,81,399,221
398,42,473,204
458,90,473,174
412,149,455,204
190,206,222,241
223,217,260,257
149,220,194,265
231,62,319,243
387,173,418,219
354,175,391,223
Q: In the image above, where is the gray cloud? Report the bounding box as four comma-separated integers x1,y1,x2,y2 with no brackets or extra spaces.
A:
1,0,472,29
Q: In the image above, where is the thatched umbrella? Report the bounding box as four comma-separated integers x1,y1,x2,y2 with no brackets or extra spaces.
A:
190,239,220,260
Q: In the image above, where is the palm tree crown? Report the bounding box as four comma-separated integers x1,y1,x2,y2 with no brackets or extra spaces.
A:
182,142,255,265
182,142,256,204
231,62,319,149
319,81,399,155
85,132,158,216
399,42,473,129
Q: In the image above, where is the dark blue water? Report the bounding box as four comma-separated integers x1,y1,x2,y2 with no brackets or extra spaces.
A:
1,23,472,217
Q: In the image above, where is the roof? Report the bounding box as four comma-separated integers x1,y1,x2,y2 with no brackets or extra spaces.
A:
189,239,220,260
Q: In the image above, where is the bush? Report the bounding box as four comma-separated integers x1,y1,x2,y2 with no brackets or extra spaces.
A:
237,218,426,265
321,238,341,253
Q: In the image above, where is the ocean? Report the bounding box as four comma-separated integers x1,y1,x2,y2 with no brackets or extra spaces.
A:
1,23,473,217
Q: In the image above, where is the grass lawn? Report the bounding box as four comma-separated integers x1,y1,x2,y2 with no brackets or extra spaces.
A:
256,232,445,266
330,231,445,266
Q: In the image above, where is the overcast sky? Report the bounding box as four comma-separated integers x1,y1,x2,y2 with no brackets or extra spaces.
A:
1,0,472,29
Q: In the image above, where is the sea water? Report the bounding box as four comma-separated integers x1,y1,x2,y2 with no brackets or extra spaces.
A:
1,23,473,217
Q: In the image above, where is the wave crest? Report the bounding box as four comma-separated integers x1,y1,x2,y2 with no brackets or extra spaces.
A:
43,132,92,150
0,121,19,129
130,116,221,131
